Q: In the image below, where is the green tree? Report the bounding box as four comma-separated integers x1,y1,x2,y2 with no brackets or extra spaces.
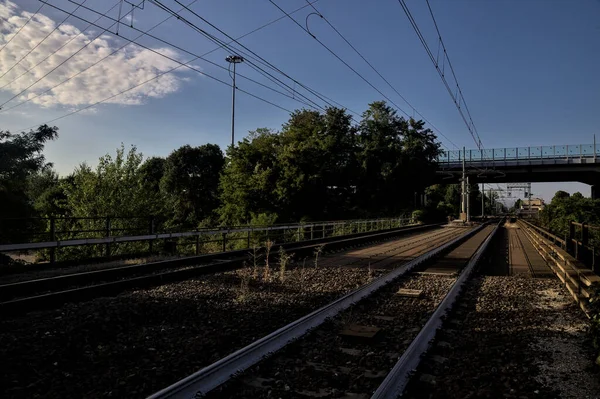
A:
0,125,58,219
0,125,58,245
65,144,163,217
161,144,225,228
219,128,282,225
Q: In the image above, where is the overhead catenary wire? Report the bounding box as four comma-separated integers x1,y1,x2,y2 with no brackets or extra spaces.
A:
60,0,351,115
2,0,318,114
157,0,361,117
302,0,458,150
9,2,354,130
424,0,480,149
0,1,87,81
268,0,415,120
397,0,482,150
0,3,44,55
0,1,122,91
0,0,146,111
148,0,332,113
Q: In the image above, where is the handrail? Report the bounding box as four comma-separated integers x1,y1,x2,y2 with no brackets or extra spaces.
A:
519,219,566,247
0,217,411,253
438,143,599,164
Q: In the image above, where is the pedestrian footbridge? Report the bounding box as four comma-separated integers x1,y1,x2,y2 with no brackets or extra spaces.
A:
435,144,600,198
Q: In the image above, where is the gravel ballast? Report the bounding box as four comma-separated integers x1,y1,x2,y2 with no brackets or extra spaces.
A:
403,275,600,399
0,228,461,399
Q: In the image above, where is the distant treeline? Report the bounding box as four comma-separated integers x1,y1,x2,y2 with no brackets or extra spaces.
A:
1,101,492,254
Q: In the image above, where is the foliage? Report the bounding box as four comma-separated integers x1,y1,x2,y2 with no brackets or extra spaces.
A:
0,125,58,243
539,191,600,240
4,102,449,262
219,102,442,225
65,144,162,218
161,144,225,229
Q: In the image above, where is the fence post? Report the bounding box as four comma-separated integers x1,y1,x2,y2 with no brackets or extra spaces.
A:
49,216,56,264
222,232,227,252
297,226,301,242
310,225,314,240
323,224,326,238
247,229,251,248
196,234,200,255
568,222,575,254
148,216,155,254
105,216,111,258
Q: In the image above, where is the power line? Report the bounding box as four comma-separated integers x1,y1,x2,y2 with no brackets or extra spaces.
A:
60,0,348,115
10,2,340,130
397,0,482,150
14,64,293,133
0,1,122,91
149,0,329,113
159,0,361,117
4,0,302,113
303,0,458,150
0,1,87,81
268,0,415,120
424,0,481,149
0,0,145,111
0,3,44,55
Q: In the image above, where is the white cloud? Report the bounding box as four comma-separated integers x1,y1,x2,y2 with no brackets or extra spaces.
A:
0,0,189,109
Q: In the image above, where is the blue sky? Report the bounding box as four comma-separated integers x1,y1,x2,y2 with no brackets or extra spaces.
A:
2,0,600,203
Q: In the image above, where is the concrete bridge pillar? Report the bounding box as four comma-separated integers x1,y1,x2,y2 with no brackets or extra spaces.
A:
592,185,600,200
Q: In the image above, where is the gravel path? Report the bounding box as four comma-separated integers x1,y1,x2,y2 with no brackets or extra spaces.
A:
0,228,462,399
403,275,600,399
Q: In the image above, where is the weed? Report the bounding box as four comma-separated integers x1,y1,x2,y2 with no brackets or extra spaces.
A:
278,246,294,282
263,240,274,281
313,244,325,268
248,245,260,279
236,268,251,303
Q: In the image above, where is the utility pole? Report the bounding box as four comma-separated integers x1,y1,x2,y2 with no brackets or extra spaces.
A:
460,147,467,221
481,183,485,219
226,55,244,147
466,176,471,222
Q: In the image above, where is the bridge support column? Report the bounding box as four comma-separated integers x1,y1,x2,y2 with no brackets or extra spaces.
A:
593,185,600,200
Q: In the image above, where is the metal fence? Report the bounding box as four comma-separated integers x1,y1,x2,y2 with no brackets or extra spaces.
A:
438,143,600,164
0,215,413,264
524,219,599,274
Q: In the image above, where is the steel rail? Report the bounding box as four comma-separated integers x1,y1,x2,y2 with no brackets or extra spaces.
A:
0,224,440,314
371,220,501,399
147,224,486,399
0,224,441,302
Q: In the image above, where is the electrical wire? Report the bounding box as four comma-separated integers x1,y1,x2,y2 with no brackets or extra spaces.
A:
3,0,324,114
61,0,346,114
149,0,340,113
0,3,44,55
0,1,87,81
268,0,414,120
159,0,361,116
0,0,145,110
424,0,480,148
397,0,482,150
303,0,458,150
14,64,293,133
0,1,122,91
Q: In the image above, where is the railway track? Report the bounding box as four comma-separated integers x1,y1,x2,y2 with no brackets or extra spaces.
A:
1,225,471,398
0,224,442,315
401,220,600,399
148,222,499,399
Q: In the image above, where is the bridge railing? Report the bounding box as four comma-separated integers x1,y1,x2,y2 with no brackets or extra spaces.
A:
438,144,599,164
